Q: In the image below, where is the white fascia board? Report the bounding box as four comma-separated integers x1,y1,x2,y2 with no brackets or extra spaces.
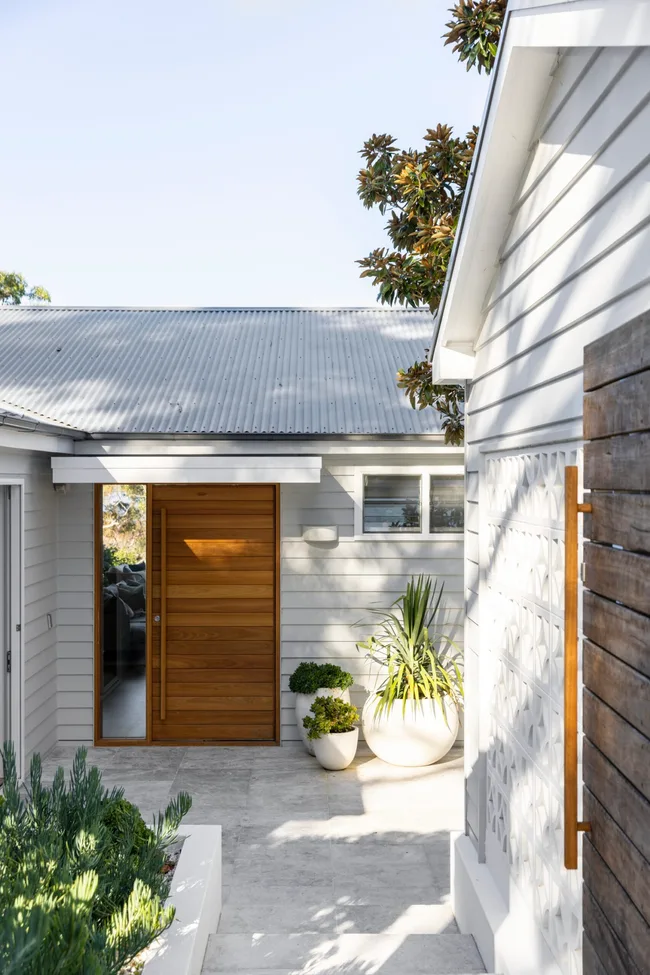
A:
435,41,558,360
433,0,650,371
73,439,461,457
0,425,75,455
51,454,322,484
431,343,476,383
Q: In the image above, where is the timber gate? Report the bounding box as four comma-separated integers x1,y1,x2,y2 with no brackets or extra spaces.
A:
579,314,650,974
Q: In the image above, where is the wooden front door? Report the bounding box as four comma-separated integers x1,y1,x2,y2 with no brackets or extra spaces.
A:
151,484,279,743
581,314,650,975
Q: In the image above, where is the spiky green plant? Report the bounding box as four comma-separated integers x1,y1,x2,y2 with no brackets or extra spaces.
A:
0,743,191,974
356,576,464,721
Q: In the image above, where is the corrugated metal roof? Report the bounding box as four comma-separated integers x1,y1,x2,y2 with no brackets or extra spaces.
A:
0,307,439,436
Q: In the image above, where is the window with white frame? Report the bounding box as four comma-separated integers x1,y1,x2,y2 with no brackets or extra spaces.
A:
359,470,464,537
363,474,421,533
429,476,464,533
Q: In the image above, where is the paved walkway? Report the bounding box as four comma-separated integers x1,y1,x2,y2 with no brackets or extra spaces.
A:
41,743,487,975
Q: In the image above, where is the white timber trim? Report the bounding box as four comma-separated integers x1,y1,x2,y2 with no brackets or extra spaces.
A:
0,425,75,455
0,478,25,780
352,465,465,541
51,455,322,484
73,440,462,457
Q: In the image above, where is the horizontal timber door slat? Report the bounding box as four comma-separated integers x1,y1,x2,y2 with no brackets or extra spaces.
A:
151,484,279,743
156,585,274,599
582,315,650,975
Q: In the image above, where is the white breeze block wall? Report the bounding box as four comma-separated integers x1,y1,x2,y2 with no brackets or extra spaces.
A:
463,45,650,975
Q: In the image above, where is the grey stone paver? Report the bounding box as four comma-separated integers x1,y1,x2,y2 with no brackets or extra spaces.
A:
41,742,486,973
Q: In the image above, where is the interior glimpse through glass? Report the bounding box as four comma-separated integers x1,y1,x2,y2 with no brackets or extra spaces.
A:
100,485,147,739
363,474,421,533
430,477,464,533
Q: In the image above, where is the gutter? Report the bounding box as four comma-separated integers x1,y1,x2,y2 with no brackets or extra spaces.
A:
0,411,86,439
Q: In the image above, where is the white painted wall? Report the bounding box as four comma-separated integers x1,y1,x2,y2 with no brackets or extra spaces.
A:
0,449,58,764
461,44,650,975
47,451,464,747
281,453,465,743
56,483,94,744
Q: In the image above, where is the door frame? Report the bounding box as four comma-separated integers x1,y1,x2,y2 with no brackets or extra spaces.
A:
93,483,281,746
0,480,24,778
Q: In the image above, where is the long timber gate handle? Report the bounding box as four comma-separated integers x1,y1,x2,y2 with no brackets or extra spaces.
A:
564,466,592,869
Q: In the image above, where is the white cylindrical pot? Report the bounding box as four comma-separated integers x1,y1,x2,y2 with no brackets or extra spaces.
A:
295,687,351,755
362,696,459,767
313,727,359,771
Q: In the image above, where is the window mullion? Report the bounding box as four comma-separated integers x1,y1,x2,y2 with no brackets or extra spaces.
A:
422,472,431,537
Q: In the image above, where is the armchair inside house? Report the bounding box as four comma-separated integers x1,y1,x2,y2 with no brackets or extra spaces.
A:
100,561,147,738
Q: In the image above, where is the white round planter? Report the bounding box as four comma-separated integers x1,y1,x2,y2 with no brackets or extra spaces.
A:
362,696,459,767
312,727,359,771
295,688,351,755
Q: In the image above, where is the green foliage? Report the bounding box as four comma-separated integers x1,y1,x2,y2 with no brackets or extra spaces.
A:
0,271,51,305
356,126,474,445
289,662,322,694
289,662,354,694
356,576,464,721
0,743,192,974
357,125,476,313
102,486,147,566
443,1,507,75
303,696,360,740
356,3,507,443
316,664,354,691
396,361,465,445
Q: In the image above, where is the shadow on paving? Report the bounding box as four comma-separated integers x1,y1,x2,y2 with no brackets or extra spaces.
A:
39,742,485,974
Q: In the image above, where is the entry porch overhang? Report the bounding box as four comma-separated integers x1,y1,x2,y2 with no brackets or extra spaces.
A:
51,454,322,484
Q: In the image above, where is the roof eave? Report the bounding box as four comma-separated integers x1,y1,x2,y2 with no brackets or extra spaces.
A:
431,0,650,382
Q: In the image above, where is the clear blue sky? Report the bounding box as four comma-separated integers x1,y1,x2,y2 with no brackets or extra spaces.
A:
3,0,487,307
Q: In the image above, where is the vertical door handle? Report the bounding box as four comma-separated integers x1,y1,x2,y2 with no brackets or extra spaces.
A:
563,466,591,869
160,506,168,721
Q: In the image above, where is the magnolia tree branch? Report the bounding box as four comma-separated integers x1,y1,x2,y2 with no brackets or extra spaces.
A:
355,2,507,444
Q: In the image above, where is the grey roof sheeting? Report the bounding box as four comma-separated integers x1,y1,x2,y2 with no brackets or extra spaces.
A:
0,307,439,436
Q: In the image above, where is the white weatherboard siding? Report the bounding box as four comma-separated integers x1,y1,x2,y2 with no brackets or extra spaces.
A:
461,45,650,975
281,454,464,743
0,450,58,765
48,452,464,748
56,484,94,744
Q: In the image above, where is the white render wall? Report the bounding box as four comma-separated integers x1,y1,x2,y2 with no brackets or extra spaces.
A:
0,449,58,763
48,452,465,747
463,45,650,975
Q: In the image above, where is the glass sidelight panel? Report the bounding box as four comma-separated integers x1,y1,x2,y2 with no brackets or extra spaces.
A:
99,485,147,739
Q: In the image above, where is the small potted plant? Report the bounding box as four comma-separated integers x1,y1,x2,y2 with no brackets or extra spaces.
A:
289,662,354,754
303,696,360,771
356,575,464,767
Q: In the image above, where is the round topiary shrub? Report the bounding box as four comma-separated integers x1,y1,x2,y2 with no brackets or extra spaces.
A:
288,661,323,694
288,662,353,694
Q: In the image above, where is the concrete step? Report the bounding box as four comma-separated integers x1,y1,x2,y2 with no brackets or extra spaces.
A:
217,892,458,935
202,932,486,974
